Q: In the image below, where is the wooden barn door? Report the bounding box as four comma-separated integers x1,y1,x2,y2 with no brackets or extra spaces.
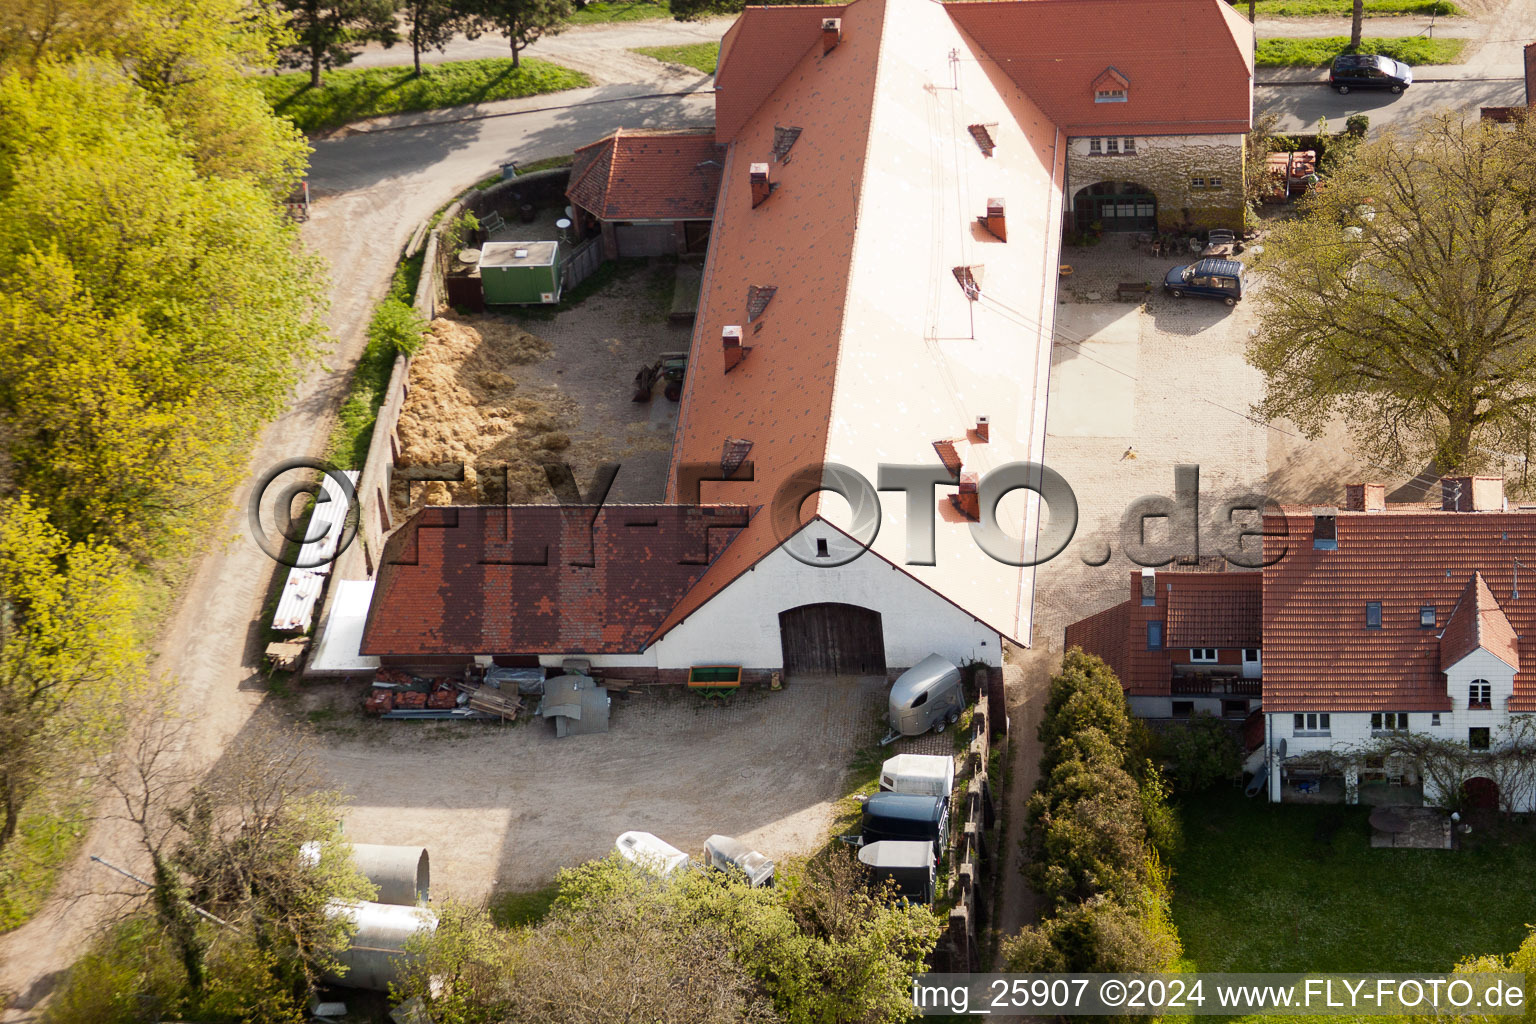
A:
778,603,886,676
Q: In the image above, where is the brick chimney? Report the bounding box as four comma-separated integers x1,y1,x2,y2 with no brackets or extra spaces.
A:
1343,483,1386,512
821,17,841,54
722,325,749,372
1441,476,1505,512
952,471,980,521
975,415,990,442
981,198,1007,242
749,163,772,208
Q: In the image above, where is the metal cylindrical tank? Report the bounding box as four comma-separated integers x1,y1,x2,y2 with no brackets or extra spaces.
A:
300,842,430,906
323,900,438,992
350,843,430,906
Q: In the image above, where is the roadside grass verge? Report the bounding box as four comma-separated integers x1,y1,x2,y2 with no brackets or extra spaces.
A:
1238,0,1461,14
489,882,561,928
569,0,671,23
1171,789,1536,973
631,42,720,74
326,250,425,471
0,792,91,933
1256,35,1465,65
256,59,591,133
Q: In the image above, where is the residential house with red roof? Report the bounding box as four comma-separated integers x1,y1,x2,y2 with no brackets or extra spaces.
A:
1259,477,1536,809
357,0,1253,682
1065,565,1262,721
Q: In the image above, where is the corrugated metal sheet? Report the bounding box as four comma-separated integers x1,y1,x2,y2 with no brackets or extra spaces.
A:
273,569,325,633
271,471,358,634
298,470,359,574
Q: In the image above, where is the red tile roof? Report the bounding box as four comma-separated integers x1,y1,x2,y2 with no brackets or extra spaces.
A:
714,5,848,143
1065,570,1260,695
1167,573,1261,647
945,0,1254,136
1438,571,1520,673
1262,499,1536,712
566,129,724,221
360,505,745,657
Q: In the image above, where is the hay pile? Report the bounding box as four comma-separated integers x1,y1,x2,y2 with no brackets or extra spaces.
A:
393,316,570,509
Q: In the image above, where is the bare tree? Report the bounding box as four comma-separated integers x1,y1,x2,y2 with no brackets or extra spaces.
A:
1350,0,1364,48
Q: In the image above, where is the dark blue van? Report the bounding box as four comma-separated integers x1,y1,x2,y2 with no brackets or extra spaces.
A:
1163,258,1243,305
1329,53,1412,94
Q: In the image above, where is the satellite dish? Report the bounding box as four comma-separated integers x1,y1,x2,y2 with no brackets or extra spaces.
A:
1277,738,1288,759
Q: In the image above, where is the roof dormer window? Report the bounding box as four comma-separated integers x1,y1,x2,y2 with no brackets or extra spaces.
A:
1092,66,1130,104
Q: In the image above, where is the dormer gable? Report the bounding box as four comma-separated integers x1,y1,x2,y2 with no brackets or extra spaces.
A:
1092,66,1130,104
1440,571,1520,674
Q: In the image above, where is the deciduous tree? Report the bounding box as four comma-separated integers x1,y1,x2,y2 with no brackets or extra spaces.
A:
0,497,139,855
471,0,572,67
403,0,479,74
277,0,401,87
1248,114,1536,473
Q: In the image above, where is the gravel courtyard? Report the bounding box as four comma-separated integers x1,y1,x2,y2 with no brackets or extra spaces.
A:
302,675,888,901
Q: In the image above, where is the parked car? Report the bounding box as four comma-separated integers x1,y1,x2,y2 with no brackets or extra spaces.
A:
883,653,965,742
859,792,949,858
1163,257,1243,306
1328,53,1412,94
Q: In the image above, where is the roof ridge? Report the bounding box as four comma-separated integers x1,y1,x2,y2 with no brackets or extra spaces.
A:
811,0,889,519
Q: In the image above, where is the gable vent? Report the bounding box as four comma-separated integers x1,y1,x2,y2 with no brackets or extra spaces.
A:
746,284,777,321
932,440,963,479
771,125,803,162
952,265,983,301
721,437,753,479
967,123,997,157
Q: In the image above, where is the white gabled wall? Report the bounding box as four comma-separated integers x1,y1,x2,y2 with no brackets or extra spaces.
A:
1444,648,1516,711
649,519,1001,671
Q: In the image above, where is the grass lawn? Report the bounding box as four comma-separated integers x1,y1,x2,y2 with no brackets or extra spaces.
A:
631,42,720,74
325,250,424,470
489,882,560,928
256,58,592,133
1256,36,1466,66
1172,790,1536,973
0,794,91,933
1234,0,1461,14
569,0,671,23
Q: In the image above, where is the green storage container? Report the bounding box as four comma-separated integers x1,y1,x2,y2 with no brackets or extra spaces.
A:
478,241,561,305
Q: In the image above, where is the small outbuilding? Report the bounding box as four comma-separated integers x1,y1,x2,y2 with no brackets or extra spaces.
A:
478,241,561,305
566,128,723,259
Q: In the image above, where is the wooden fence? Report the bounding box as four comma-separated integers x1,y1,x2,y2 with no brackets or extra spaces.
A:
933,672,1003,971
561,236,603,292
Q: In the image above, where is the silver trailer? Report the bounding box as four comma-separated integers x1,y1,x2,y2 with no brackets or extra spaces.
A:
703,834,774,887
858,840,936,904
884,653,965,742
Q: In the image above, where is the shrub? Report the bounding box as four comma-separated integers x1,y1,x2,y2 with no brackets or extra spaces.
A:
1160,712,1242,792
368,297,427,358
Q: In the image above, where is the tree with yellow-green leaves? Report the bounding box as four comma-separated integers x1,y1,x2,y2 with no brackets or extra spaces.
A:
0,57,325,553
0,497,140,856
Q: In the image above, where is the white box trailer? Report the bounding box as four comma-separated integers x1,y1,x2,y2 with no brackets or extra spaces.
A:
878,753,956,799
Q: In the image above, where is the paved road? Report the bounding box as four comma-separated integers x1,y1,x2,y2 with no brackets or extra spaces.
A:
339,16,733,84
1257,76,1524,132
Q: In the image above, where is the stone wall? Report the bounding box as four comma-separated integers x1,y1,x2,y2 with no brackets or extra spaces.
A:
1066,133,1245,232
